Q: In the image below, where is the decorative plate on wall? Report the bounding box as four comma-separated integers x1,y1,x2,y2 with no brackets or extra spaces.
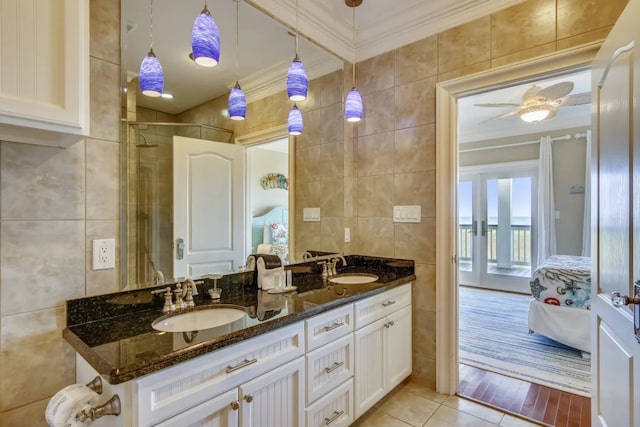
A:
261,173,288,190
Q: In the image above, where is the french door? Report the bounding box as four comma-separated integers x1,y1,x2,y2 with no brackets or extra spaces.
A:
458,162,537,293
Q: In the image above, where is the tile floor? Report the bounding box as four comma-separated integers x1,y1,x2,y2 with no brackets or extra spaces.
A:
351,380,543,427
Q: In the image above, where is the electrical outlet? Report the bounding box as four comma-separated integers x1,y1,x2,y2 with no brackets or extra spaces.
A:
93,238,115,270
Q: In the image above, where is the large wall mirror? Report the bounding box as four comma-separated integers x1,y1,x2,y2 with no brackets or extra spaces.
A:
120,0,344,289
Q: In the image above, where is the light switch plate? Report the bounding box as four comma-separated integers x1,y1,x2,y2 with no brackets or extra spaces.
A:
303,207,321,222
393,205,421,223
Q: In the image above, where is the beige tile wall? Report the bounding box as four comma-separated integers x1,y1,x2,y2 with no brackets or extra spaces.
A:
0,0,121,425
352,0,628,388
0,0,628,424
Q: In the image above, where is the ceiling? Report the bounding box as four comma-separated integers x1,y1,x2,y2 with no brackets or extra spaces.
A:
458,68,592,143
123,0,525,115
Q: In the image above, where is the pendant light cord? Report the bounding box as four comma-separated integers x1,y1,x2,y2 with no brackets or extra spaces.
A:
351,4,356,86
149,0,154,50
295,0,300,56
235,0,240,81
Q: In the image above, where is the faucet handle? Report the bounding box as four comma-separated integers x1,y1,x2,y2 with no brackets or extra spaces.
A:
151,287,174,313
318,261,329,279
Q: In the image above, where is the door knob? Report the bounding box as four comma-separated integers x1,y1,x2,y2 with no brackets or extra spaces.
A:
611,291,640,307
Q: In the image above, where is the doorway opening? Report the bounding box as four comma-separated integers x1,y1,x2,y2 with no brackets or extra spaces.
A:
246,137,291,263
453,66,593,420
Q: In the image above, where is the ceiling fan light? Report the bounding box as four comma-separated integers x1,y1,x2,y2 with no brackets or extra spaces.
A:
139,49,164,97
228,82,246,120
287,57,308,101
520,106,552,123
345,88,363,122
288,105,303,135
191,7,220,67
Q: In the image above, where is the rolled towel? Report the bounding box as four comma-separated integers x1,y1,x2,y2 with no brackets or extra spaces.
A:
254,254,282,269
45,384,99,427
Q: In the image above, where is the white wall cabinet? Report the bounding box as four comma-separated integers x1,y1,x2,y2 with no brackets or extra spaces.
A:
74,283,413,427
353,284,412,419
0,0,90,147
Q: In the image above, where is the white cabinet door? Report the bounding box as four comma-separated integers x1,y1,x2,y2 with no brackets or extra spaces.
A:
154,388,239,427
353,317,386,418
386,305,412,391
0,0,89,146
239,357,305,427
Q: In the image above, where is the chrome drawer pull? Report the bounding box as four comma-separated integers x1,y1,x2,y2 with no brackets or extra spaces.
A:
324,322,344,332
382,300,396,307
324,361,344,373
325,410,344,425
225,358,258,373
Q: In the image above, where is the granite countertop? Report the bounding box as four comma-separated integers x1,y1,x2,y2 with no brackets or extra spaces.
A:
63,255,415,384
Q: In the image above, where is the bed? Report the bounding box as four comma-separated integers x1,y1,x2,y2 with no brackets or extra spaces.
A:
251,205,289,262
528,255,591,353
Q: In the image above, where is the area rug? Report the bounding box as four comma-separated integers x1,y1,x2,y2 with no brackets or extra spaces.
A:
458,286,591,397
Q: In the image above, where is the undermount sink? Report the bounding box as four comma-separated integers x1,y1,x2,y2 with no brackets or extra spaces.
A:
152,306,247,333
328,273,379,285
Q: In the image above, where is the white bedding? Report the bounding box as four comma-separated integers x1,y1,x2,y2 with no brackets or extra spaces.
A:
528,299,590,353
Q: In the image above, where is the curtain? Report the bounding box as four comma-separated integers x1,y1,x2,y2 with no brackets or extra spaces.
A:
537,136,556,264
581,130,592,256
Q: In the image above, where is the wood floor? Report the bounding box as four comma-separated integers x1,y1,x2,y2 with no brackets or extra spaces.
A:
458,364,591,427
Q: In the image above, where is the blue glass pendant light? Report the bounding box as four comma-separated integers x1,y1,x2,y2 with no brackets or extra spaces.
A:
344,0,363,122
192,1,221,67
345,87,363,122
288,104,303,135
228,82,246,120
139,0,164,97
228,0,246,120
287,0,307,101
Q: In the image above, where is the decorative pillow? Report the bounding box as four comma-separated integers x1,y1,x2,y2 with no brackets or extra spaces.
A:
270,223,288,245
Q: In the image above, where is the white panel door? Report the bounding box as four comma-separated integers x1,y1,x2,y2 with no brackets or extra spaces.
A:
173,136,245,278
591,0,640,425
239,356,305,427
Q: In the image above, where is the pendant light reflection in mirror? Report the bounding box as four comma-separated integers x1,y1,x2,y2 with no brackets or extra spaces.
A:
191,1,221,67
139,0,164,97
228,0,247,120
345,0,363,122
288,0,306,135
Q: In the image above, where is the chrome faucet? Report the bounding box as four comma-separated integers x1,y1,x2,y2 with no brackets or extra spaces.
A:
327,255,347,276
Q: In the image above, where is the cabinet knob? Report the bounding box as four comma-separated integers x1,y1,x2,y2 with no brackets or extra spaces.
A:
244,394,254,403
230,401,239,411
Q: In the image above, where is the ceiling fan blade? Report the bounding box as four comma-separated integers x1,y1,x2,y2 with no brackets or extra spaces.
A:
559,92,591,106
481,110,520,122
474,103,521,108
536,81,574,101
522,85,542,102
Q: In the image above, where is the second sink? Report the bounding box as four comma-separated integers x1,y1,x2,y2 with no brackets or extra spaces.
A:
152,306,247,333
328,273,379,285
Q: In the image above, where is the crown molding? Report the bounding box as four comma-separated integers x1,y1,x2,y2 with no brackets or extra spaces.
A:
252,0,525,63
239,49,343,103
356,0,526,61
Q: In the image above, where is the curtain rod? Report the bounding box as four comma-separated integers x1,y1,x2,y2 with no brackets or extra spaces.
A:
459,132,588,153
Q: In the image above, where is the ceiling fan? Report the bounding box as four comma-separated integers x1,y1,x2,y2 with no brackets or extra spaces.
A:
475,81,591,123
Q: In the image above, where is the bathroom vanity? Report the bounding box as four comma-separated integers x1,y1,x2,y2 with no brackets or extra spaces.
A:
63,256,415,427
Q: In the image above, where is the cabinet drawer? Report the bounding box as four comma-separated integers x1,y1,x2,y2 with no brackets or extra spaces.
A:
305,304,354,352
305,379,354,427
354,283,412,329
135,322,304,427
306,334,354,405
